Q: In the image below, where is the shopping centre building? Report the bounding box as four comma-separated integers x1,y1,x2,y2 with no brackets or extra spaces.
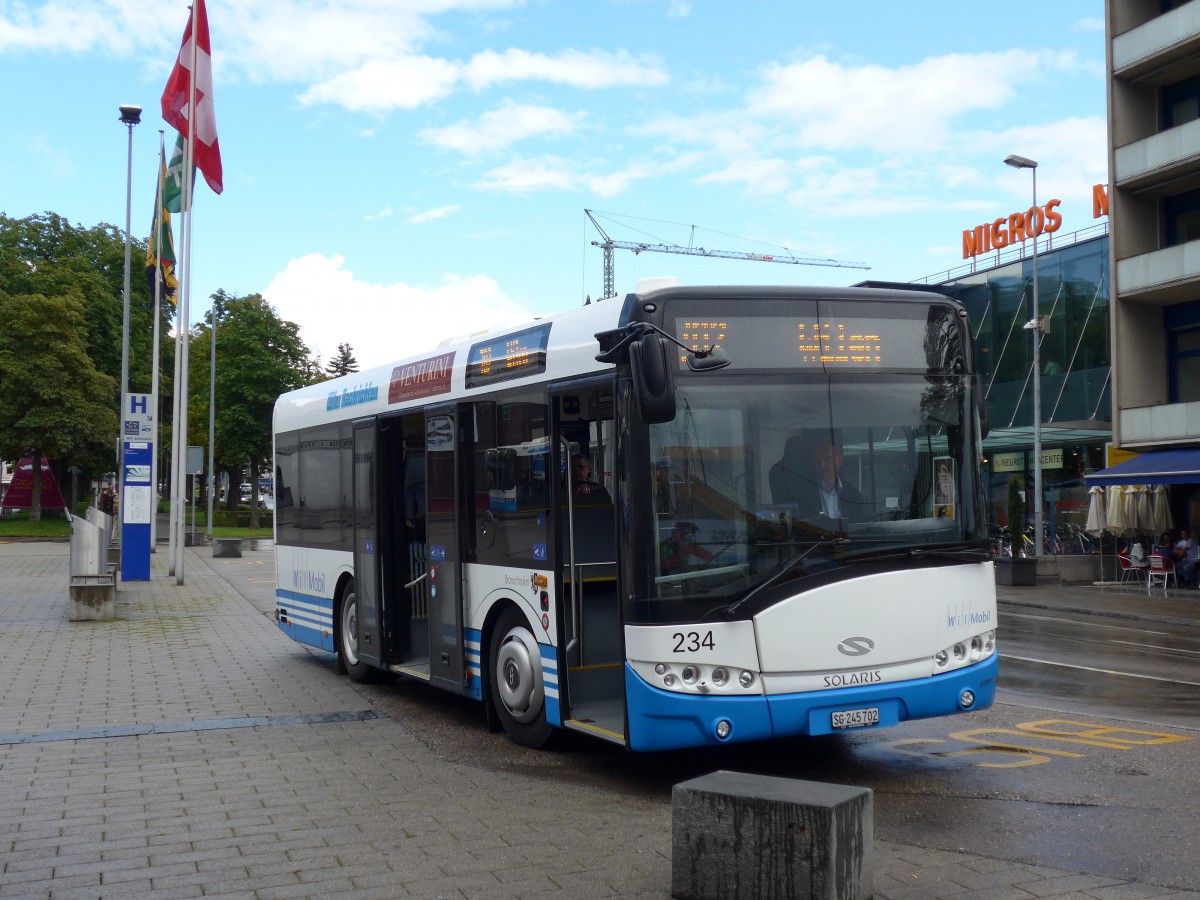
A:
867,216,1114,546
925,225,1113,545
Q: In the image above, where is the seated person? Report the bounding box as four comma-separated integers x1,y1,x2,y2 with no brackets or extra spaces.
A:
571,453,612,504
1154,533,1175,564
659,521,714,575
1175,529,1198,585
769,432,868,523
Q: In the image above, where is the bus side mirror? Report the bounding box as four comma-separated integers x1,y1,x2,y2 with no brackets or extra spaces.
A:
630,333,676,424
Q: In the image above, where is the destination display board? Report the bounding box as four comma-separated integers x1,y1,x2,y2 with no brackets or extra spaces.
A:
673,303,947,371
466,323,552,389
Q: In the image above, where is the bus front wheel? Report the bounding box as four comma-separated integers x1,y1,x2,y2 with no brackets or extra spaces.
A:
489,607,555,748
338,581,375,683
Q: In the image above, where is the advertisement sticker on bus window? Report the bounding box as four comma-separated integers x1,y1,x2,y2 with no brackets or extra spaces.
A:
389,351,455,404
426,416,454,450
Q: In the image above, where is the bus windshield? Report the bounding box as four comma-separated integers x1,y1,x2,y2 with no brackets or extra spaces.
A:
641,373,985,621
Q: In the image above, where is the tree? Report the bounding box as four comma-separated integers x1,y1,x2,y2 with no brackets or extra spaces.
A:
0,213,176,497
0,288,118,521
193,292,315,528
325,342,359,378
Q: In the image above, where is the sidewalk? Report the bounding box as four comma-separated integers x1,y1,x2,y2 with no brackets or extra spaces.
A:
0,541,1195,899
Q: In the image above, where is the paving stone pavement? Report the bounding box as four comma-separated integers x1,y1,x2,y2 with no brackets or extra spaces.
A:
0,540,1196,899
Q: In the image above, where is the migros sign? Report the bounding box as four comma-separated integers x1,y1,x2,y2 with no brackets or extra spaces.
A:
962,200,1062,259
961,184,1109,260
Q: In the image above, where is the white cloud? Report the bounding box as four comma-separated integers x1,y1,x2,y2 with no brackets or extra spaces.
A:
463,48,669,91
473,156,579,193
748,50,1084,153
365,206,393,221
262,253,534,369
406,204,461,224
299,56,460,112
1074,17,1104,32
420,102,586,155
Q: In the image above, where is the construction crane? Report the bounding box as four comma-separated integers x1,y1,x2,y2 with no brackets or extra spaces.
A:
585,209,869,300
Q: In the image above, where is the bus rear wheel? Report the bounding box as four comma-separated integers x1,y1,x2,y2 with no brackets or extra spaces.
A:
338,582,375,684
489,607,555,748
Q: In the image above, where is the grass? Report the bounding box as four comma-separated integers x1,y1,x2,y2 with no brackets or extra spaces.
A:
0,511,271,541
0,512,72,538
205,526,273,539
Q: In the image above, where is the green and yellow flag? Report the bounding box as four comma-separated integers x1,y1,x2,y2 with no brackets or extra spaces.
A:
146,138,179,299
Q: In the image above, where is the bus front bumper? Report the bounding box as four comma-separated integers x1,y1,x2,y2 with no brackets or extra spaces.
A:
623,654,998,752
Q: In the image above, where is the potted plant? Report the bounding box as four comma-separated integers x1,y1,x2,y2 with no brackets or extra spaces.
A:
996,476,1037,585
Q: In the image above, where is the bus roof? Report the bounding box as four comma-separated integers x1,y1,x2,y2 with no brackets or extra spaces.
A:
274,295,633,435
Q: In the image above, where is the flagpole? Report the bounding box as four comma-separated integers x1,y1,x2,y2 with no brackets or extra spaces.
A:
174,0,200,584
151,132,165,553
207,295,217,537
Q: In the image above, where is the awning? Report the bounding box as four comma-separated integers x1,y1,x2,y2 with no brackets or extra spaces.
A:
1084,448,1200,486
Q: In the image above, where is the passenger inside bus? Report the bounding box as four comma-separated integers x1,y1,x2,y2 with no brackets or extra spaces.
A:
571,453,611,504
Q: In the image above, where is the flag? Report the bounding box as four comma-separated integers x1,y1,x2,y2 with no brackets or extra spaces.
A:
161,0,223,195
163,133,187,214
146,145,179,299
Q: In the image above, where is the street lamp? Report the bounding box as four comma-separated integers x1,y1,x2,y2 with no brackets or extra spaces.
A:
1005,153,1043,558
118,103,141,543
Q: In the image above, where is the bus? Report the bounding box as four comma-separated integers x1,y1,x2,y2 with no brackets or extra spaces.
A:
272,283,997,751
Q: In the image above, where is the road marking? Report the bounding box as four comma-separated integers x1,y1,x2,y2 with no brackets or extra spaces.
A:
888,719,1190,769
1002,612,1169,635
1001,653,1200,687
1110,640,1200,656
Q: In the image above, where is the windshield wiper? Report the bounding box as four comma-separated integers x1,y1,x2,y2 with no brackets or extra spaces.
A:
906,547,991,563
723,536,850,617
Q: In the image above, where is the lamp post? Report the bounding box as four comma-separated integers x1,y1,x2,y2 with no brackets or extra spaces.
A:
118,104,142,541
1005,153,1042,558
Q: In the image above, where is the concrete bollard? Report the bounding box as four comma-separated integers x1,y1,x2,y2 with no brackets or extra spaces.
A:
69,575,116,621
212,538,242,558
671,770,872,900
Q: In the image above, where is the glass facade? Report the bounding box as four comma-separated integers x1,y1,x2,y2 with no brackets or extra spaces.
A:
934,235,1112,550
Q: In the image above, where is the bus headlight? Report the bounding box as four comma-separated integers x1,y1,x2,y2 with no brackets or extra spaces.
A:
628,661,762,695
934,629,996,674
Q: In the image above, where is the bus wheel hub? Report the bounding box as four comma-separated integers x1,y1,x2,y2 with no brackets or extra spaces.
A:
496,625,543,724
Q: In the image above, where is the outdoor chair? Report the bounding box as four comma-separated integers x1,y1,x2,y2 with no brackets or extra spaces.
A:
1146,554,1177,594
1117,554,1145,585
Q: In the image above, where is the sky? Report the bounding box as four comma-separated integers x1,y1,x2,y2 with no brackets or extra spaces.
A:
0,0,1107,371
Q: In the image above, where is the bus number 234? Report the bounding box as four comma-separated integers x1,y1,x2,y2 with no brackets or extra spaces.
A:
673,631,715,653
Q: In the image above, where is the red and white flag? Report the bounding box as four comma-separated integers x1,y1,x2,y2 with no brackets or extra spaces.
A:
161,0,223,195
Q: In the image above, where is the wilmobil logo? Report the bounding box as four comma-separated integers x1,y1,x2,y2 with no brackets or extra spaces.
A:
946,602,993,630
293,570,326,595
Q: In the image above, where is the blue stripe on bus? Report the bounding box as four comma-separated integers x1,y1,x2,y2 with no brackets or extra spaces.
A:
624,654,999,752
275,589,335,653
464,629,483,701
539,644,561,726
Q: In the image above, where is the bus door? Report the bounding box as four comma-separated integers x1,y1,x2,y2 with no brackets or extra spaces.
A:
552,382,625,743
423,404,465,692
351,418,383,670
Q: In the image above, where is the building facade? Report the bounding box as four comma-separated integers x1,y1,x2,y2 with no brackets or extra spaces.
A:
933,233,1112,543
1107,0,1200,450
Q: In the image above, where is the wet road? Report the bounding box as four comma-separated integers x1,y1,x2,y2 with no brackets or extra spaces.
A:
209,546,1200,891
998,605,1200,729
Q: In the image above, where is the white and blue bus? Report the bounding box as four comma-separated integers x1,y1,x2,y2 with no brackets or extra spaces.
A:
272,283,997,751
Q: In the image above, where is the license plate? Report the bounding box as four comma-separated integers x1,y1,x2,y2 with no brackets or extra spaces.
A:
831,707,880,729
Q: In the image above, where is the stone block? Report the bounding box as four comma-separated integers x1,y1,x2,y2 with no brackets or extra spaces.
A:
671,770,872,900
69,575,116,621
212,538,242,558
